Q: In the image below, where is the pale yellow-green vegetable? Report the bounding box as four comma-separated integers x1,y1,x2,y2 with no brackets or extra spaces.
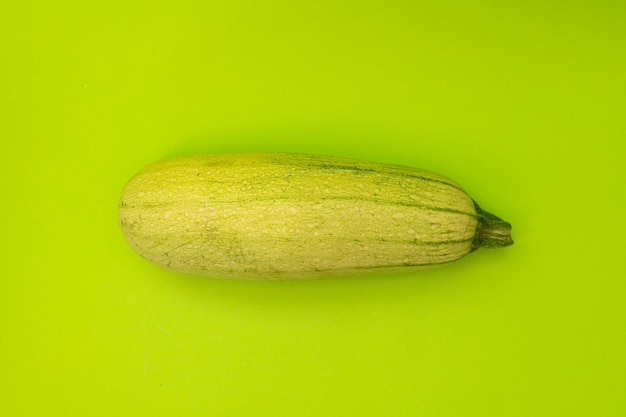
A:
119,153,513,279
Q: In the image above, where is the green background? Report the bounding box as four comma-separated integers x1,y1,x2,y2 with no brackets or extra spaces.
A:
2,1,625,416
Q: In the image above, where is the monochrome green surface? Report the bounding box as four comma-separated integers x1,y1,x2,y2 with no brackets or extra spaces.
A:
1,1,625,416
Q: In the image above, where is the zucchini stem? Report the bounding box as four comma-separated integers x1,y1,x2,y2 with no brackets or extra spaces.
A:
472,202,514,251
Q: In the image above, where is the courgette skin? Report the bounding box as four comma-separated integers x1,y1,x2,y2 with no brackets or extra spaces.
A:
119,153,513,279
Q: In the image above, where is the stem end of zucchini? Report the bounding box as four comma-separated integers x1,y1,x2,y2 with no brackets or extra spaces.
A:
472,203,514,251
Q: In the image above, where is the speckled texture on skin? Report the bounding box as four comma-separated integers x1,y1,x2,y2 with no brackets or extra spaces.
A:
118,153,508,279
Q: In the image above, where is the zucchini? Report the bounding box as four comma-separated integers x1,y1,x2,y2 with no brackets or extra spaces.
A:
119,153,513,279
